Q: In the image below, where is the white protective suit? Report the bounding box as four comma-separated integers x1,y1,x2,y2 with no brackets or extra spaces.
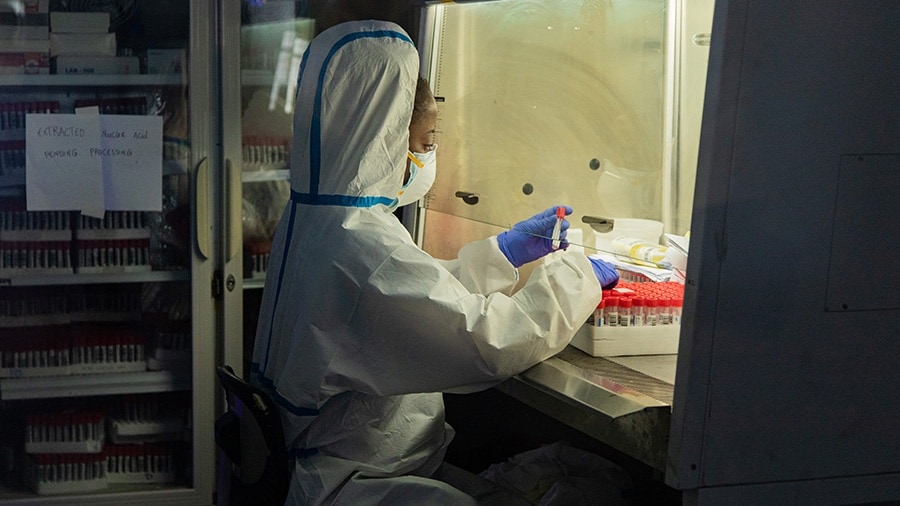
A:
251,20,603,505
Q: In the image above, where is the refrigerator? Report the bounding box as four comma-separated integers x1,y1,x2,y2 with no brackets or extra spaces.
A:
0,0,321,500
0,0,218,503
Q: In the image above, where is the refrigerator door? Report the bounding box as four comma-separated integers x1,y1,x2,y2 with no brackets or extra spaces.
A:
0,1,216,503
218,1,314,378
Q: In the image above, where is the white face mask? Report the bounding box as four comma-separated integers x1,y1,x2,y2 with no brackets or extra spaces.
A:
397,145,437,207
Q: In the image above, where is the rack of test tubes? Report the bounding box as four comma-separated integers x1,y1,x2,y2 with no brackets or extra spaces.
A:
75,212,152,274
245,237,271,279
0,324,148,378
19,394,186,494
146,326,191,371
241,135,291,171
570,281,685,357
104,443,178,485
0,205,155,275
107,394,189,444
0,203,73,275
0,285,191,379
1,102,62,185
23,409,109,494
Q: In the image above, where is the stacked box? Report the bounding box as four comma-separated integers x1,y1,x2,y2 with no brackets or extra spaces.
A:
48,10,115,63
0,0,50,74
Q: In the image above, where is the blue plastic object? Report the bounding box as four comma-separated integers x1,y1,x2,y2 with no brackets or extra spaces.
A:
589,257,619,290
498,206,572,268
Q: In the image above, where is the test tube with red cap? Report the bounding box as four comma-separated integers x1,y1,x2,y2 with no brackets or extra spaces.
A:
594,299,605,327
551,206,565,250
618,298,632,327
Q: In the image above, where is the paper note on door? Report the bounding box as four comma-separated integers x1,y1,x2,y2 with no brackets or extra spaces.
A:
97,115,163,211
25,114,163,213
25,114,105,213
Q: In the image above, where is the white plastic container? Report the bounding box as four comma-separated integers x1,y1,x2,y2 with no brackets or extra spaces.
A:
593,218,663,254
610,237,671,268
566,227,584,253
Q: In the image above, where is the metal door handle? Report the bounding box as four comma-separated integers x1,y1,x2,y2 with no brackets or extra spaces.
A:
454,191,479,205
194,157,210,259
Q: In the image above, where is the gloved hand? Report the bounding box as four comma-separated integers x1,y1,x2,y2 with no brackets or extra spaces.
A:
497,206,572,268
589,257,619,290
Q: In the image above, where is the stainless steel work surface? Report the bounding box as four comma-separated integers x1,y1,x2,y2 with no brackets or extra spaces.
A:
494,346,677,471
604,355,678,392
554,347,676,406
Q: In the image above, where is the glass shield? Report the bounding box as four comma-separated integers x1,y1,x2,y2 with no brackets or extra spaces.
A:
0,0,206,500
420,0,670,259
238,7,314,286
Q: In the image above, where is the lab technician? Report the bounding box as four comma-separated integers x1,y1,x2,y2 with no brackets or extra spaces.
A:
251,20,618,505
396,76,437,209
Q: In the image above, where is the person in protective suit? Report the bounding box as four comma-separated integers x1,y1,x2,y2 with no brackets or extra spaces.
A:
251,19,619,505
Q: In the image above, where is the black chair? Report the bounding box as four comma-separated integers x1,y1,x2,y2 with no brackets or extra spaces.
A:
215,365,290,506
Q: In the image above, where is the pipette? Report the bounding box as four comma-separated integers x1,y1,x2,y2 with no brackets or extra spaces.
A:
551,206,565,250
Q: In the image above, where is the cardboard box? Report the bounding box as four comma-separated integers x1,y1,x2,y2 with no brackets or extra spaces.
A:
0,38,49,52
0,55,25,73
0,13,49,39
0,0,49,14
52,56,139,75
0,25,49,40
0,51,49,74
146,49,185,74
49,12,109,33
49,32,115,57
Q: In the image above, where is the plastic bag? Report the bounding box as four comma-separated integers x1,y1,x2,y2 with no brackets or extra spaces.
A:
478,441,633,505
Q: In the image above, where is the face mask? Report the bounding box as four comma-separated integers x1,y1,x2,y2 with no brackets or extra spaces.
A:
397,146,437,207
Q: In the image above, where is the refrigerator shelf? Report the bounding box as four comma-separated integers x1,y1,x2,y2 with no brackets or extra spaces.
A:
241,168,289,182
0,370,190,400
0,269,189,287
30,476,108,496
0,75,185,88
25,439,104,455
107,471,175,485
108,417,187,443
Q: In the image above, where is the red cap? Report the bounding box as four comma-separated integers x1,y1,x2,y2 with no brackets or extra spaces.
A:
555,206,566,219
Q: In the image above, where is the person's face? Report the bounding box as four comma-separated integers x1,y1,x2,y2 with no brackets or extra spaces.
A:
405,98,438,184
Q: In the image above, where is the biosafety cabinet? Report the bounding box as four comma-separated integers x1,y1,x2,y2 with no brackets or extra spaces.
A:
0,0,897,505
410,0,900,505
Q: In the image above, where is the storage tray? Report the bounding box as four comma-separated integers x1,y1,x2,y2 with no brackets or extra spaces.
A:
570,323,680,357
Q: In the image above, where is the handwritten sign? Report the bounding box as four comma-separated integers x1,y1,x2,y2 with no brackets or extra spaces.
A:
25,114,163,213
99,115,162,211
26,114,104,213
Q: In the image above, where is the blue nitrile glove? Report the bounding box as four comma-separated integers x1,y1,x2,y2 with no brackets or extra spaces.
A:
589,257,619,290
497,206,572,268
